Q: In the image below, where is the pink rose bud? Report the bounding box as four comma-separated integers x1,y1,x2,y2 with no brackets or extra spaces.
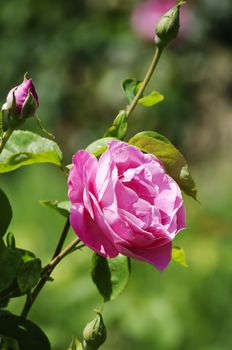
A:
68,141,186,271
2,75,39,124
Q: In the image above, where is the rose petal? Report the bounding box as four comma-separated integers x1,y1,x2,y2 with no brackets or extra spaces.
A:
70,204,118,258
117,241,172,271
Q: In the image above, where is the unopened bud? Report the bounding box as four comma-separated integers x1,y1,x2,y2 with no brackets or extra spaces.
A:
155,5,180,49
83,313,106,350
2,74,39,128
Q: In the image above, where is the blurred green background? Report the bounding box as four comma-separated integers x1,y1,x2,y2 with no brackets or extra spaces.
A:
1,0,232,349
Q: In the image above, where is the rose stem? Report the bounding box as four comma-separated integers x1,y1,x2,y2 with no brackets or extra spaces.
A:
126,46,163,118
21,234,82,319
52,217,71,259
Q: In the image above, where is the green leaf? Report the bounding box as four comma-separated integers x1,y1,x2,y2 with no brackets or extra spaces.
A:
91,254,131,302
0,240,22,293
138,90,164,107
134,131,172,144
122,78,140,103
85,137,116,158
172,246,188,267
0,313,51,350
17,258,42,294
40,200,71,218
0,247,40,303
0,130,62,173
0,188,12,237
129,134,197,200
67,336,83,350
104,110,128,140
122,79,164,108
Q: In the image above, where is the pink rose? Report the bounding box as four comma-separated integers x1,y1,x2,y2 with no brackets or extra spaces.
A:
68,141,185,271
131,0,191,42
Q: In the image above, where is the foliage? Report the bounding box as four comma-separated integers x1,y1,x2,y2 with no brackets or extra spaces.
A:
1,0,229,348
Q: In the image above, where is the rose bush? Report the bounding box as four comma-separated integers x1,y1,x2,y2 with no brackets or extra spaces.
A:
68,141,185,271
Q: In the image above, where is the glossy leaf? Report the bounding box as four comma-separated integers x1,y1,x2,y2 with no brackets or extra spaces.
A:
172,246,188,267
129,134,197,200
0,130,62,173
17,258,42,294
0,240,22,293
104,110,128,140
40,200,71,218
138,91,164,107
134,131,172,144
91,253,131,302
0,188,12,237
86,137,116,158
0,313,51,350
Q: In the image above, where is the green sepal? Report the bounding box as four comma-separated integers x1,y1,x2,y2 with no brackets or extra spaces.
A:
20,92,37,120
67,336,83,350
104,110,128,140
6,232,15,248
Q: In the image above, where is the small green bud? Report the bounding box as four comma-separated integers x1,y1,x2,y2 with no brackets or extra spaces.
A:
83,313,107,350
155,5,180,49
